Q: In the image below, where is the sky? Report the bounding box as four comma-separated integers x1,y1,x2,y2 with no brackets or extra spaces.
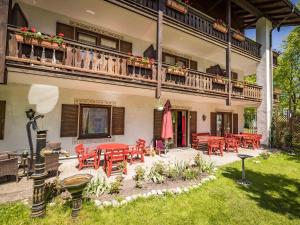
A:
245,0,299,51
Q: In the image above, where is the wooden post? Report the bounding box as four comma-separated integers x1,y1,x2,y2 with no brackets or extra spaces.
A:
0,0,9,84
156,0,164,99
226,0,232,106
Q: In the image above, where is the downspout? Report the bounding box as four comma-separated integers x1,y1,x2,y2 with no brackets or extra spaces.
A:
268,5,295,149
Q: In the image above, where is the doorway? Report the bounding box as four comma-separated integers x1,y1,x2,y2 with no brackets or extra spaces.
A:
216,112,232,136
171,110,188,148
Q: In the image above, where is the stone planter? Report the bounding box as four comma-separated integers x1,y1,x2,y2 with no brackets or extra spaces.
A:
213,23,228,34
15,34,66,50
166,0,188,14
233,32,245,42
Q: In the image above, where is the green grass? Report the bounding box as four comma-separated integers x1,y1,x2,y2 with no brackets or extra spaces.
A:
1,153,299,225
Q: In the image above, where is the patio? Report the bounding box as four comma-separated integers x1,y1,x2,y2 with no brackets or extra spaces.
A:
0,147,266,204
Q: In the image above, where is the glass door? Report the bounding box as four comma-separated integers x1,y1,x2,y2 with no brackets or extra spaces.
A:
216,112,232,136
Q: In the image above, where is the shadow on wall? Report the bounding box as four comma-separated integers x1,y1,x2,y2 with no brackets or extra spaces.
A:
222,166,300,220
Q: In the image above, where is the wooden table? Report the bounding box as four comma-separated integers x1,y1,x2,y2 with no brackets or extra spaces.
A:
197,136,224,144
96,143,129,168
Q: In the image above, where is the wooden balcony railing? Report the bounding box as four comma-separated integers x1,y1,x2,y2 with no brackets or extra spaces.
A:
6,28,262,102
125,0,261,58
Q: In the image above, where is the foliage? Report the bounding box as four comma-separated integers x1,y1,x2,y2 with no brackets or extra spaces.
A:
83,176,109,198
2,154,299,225
134,166,146,188
260,152,271,160
164,163,180,180
193,153,215,174
182,168,198,180
147,161,166,183
44,177,62,203
109,176,123,194
244,74,256,84
151,161,165,176
244,107,257,130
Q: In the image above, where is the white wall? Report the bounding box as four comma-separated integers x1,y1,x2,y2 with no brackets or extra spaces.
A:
0,83,245,155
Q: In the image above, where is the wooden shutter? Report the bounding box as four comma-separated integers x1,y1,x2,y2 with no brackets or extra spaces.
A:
143,44,156,59
189,111,197,144
0,101,6,140
56,22,75,40
119,40,132,53
11,3,28,27
190,60,198,70
153,109,163,140
112,107,125,135
210,112,217,136
233,113,238,134
60,104,78,137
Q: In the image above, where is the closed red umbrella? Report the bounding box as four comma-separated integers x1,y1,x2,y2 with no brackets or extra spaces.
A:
161,100,173,140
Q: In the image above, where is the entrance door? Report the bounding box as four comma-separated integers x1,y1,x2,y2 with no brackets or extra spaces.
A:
171,110,188,148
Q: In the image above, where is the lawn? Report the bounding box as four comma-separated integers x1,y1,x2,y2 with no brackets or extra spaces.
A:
1,152,299,225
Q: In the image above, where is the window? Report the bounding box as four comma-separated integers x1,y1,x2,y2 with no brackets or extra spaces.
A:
79,104,111,139
78,32,97,45
101,37,117,49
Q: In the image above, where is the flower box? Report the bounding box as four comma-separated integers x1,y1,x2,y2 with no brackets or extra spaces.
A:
166,0,188,14
15,34,66,50
213,22,228,34
232,32,245,42
213,75,226,85
167,68,187,76
233,81,244,89
127,59,152,69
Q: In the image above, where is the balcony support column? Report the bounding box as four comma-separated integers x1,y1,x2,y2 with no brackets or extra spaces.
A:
0,0,10,84
226,0,232,106
256,17,273,146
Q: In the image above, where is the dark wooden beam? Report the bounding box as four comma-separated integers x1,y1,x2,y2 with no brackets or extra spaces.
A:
231,0,264,18
226,0,232,106
208,0,223,12
156,1,163,99
0,0,9,84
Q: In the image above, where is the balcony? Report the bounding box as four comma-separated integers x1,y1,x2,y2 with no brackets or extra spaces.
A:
6,28,262,102
111,0,261,58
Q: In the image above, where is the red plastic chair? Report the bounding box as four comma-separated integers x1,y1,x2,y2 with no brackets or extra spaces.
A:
225,137,239,153
207,139,224,156
129,139,145,164
104,148,128,177
155,139,167,156
75,144,99,170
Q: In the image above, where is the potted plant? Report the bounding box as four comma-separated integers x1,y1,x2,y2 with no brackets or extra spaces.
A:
16,27,65,49
167,64,188,76
166,0,190,14
127,54,154,68
232,30,245,42
213,19,228,34
213,75,226,84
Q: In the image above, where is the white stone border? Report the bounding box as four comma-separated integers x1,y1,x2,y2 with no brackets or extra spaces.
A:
94,169,218,209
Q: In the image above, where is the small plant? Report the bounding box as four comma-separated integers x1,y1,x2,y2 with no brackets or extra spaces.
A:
152,161,165,175
83,176,109,198
165,163,179,180
134,166,146,188
44,177,62,203
148,170,165,184
194,154,215,174
182,168,198,180
260,152,271,160
118,161,127,172
109,176,123,194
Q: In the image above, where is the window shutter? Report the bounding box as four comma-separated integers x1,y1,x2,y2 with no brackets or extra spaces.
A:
56,22,75,40
233,113,238,134
60,104,78,137
153,109,163,140
210,112,217,136
119,40,132,53
189,111,197,144
0,101,6,140
112,107,125,135
190,60,198,70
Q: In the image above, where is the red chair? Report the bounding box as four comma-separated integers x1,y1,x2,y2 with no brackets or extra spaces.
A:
225,133,234,138
104,148,128,177
225,137,239,153
129,139,145,164
155,139,167,156
75,144,99,170
207,139,224,156
242,135,257,149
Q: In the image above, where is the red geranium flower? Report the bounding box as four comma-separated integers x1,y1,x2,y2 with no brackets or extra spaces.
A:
58,32,64,37
20,27,28,32
30,27,36,33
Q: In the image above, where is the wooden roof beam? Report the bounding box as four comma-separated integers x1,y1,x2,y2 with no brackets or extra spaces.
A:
231,0,264,18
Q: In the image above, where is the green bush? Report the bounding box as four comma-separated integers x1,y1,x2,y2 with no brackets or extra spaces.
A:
134,166,146,188
182,168,198,180
109,176,123,194
83,176,109,198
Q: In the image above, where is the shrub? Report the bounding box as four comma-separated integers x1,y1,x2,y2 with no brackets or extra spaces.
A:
152,161,165,175
109,176,123,194
194,153,215,174
83,176,109,198
134,166,146,188
165,163,179,180
148,170,165,184
182,168,198,180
